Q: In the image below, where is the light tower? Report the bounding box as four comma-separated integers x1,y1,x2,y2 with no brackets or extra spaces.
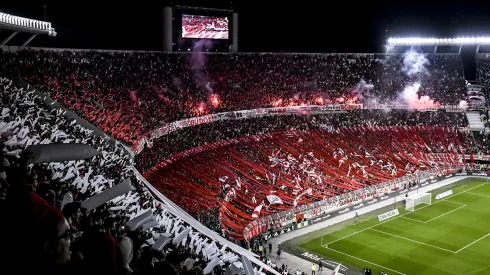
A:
386,36,490,54
0,12,56,49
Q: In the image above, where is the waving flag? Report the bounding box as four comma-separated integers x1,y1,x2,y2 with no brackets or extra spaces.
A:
293,188,312,207
252,204,263,219
266,195,283,205
332,263,341,275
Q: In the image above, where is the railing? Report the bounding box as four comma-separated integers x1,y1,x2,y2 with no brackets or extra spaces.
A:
243,165,464,240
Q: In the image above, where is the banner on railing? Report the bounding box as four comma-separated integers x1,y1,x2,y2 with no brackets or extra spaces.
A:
133,104,467,154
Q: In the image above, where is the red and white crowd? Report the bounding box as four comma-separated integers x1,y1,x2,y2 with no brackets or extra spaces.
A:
1,48,489,275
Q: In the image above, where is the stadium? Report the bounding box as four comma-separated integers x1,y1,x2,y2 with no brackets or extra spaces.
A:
0,3,489,275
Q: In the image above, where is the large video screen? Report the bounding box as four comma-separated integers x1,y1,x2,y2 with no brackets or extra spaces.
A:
182,15,229,39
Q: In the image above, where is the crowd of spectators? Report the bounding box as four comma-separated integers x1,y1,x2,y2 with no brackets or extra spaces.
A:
477,54,490,93
0,47,479,274
136,110,469,172
0,76,264,275
0,49,467,147
141,109,480,239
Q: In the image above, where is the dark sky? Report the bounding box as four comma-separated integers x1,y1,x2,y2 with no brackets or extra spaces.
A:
2,0,490,53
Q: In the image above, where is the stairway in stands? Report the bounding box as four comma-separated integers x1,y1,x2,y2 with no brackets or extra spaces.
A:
466,111,485,131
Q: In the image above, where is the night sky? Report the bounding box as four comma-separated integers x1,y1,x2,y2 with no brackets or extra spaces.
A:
1,0,490,53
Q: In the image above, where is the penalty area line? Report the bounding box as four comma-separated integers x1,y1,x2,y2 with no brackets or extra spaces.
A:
323,246,407,275
464,263,490,275
456,232,490,253
401,216,425,223
424,204,466,223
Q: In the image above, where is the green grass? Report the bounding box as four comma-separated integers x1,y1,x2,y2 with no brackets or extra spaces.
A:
286,179,490,275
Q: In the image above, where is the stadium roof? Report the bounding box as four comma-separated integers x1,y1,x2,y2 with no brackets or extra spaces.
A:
387,37,490,46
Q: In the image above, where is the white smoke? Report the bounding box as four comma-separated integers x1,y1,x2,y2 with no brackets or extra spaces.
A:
458,100,469,109
402,50,430,77
400,82,422,103
400,82,438,109
395,50,438,109
351,79,374,102
354,79,374,93
191,40,214,93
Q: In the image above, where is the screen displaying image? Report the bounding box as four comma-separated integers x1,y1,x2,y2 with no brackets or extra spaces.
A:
182,15,229,39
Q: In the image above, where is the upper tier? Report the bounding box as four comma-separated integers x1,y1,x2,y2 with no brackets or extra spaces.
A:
0,50,466,146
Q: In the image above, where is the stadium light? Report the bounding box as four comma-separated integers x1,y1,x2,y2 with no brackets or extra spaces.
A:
0,11,56,48
387,36,490,46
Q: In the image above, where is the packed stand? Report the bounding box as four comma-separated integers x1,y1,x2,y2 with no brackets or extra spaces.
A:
477,54,490,93
0,77,270,275
0,50,466,147
143,116,477,239
136,110,468,172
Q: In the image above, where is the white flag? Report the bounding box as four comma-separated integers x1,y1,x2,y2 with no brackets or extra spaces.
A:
252,204,263,219
293,188,313,207
332,263,341,275
266,195,283,205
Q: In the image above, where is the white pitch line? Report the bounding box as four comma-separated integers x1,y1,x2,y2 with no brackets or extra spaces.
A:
424,204,466,223
324,246,407,275
455,184,468,190
467,192,490,199
443,200,467,206
401,216,426,223
455,233,490,253
402,204,466,223
325,182,488,246
464,263,490,274
326,202,434,245
369,228,456,253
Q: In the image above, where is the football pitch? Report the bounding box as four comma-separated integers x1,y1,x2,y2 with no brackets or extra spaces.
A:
289,179,490,275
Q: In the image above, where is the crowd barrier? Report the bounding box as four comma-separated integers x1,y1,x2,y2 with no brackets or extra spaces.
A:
133,104,466,154
242,166,487,241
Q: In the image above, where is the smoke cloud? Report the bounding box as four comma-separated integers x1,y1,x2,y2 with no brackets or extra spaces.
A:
458,100,469,109
191,40,214,93
395,50,439,109
350,79,374,102
401,50,430,77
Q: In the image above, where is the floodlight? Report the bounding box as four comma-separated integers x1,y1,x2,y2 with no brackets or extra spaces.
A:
387,36,490,46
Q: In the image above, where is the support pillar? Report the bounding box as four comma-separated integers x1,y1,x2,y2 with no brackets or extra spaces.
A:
458,45,462,54
162,7,173,52
433,45,438,53
231,12,238,52
20,34,37,49
476,44,480,54
1,31,17,46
